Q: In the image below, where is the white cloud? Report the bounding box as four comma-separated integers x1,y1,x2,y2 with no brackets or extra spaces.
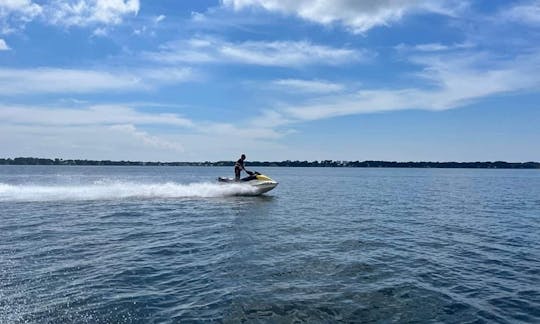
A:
222,0,468,33
0,104,194,127
191,11,205,22
46,0,139,27
0,0,138,32
395,42,474,52
0,103,292,161
0,0,42,33
132,14,166,37
0,0,42,17
139,67,198,83
277,50,540,120
146,37,366,67
0,68,138,94
282,89,419,120
0,103,293,141
197,121,286,140
132,25,146,35
414,43,451,52
0,67,195,95
0,123,187,160
92,26,108,36
155,14,165,23
0,103,194,159
248,109,292,128
272,79,344,93
110,124,185,152
0,38,10,50
501,0,540,26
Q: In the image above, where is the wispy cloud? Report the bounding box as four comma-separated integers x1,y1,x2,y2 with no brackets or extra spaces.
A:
0,38,10,50
0,102,293,142
0,0,42,18
275,50,540,121
222,0,469,33
0,67,195,95
197,121,286,140
0,0,42,33
0,102,291,160
395,42,474,52
500,0,540,26
0,102,193,159
0,104,194,127
155,14,165,23
91,26,108,37
145,37,366,67
45,0,139,27
271,79,344,93
0,0,138,33
0,68,138,94
0,123,186,160
110,124,185,152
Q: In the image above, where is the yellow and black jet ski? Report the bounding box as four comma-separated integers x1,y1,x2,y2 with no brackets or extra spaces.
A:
218,171,278,195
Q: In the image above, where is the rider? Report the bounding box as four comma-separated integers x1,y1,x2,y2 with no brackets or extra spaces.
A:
235,154,251,181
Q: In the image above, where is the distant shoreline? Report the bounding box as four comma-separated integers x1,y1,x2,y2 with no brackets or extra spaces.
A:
1,157,539,169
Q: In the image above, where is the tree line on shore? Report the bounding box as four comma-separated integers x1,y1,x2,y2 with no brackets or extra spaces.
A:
1,157,539,169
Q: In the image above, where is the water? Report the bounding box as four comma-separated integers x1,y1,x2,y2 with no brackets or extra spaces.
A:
1,166,539,323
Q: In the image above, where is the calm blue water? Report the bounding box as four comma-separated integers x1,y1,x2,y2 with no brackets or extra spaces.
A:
1,166,539,323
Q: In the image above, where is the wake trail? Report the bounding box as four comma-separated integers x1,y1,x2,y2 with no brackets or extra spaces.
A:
0,181,259,202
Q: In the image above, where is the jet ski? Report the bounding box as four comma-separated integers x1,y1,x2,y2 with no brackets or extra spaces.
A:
218,171,278,195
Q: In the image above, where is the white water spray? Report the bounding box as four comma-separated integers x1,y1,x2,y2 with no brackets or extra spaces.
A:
0,181,260,202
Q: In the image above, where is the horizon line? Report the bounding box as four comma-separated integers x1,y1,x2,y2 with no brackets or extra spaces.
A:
1,157,539,169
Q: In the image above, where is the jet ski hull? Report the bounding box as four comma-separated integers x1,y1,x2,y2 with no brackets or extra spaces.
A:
218,172,278,195
249,181,278,195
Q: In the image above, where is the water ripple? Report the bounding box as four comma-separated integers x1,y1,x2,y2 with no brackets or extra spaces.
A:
1,167,539,323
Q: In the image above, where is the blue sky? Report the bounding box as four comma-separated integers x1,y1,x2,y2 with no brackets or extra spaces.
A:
1,0,539,162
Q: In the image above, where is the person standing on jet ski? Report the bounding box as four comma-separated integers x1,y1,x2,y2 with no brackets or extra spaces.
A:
235,154,252,181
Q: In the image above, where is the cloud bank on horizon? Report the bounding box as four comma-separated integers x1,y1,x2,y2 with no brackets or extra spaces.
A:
1,0,539,161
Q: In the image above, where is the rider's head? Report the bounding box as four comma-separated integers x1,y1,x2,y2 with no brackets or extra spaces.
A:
241,154,246,160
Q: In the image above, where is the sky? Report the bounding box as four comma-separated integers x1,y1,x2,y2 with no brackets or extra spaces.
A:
0,0,539,162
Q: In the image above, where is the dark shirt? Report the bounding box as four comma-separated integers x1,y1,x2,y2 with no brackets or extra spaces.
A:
235,159,244,169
